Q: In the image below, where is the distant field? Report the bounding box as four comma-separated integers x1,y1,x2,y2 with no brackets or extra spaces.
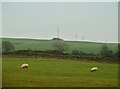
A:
2,58,118,87
2,38,118,54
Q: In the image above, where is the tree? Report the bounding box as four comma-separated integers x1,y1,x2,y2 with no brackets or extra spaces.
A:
100,44,113,58
2,41,15,52
72,50,80,55
118,44,120,58
53,40,69,53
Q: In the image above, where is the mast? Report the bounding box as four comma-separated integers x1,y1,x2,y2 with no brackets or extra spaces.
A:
57,26,59,38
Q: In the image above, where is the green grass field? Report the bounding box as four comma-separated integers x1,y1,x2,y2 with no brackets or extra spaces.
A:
0,58,2,88
2,58,118,87
1,38,118,54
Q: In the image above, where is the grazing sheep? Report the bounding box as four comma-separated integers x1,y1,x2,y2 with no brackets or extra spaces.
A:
90,67,98,72
21,64,28,69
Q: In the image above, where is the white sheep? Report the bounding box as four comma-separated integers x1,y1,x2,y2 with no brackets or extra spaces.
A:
21,64,28,69
90,67,98,72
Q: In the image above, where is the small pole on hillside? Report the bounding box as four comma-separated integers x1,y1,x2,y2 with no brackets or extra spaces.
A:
76,34,77,40
82,36,84,41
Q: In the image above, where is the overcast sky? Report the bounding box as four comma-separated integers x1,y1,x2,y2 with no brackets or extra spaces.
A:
2,2,118,43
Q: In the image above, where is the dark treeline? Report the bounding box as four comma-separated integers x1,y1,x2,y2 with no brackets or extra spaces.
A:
2,49,118,63
2,40,119,63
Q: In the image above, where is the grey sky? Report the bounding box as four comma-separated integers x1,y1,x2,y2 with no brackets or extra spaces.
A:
2,2,118,43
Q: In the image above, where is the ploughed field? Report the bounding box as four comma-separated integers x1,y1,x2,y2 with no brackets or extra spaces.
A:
2,58,118,87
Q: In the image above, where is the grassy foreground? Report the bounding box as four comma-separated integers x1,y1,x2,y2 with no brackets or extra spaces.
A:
2,58,118,87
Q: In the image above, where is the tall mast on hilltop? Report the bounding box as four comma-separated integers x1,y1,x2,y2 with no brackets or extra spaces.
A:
57,26,59,38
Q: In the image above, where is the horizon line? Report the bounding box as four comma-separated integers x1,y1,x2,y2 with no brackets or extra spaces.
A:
1,36,118,44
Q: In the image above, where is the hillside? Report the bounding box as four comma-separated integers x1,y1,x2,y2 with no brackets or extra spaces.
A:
1,38,118,54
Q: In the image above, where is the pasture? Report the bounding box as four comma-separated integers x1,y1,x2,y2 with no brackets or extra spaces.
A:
2,38,118,54
2,58,118,87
